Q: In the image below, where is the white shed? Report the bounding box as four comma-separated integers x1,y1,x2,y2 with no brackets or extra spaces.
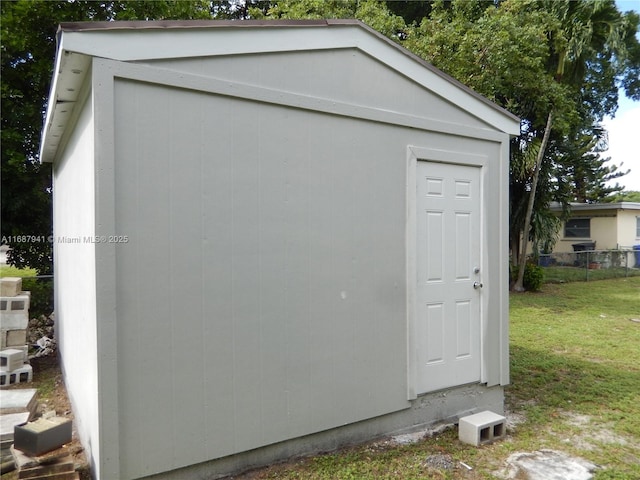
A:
40,20,518,480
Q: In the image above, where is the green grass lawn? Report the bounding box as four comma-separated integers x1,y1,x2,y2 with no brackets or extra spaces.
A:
508,277,640,480
232,277,640,479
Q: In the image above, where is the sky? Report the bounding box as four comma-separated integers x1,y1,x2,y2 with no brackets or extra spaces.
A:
603,0,640,192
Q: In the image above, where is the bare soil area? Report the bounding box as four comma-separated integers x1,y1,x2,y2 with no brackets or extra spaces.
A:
1,356,90,480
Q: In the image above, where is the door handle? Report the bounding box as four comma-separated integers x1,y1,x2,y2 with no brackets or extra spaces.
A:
473,281,483,289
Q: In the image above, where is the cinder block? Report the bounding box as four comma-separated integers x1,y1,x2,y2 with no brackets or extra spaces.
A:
6,329,27,347
13,345,29,358
0,365,32,386
1,278,22,297
458,411,506,446
14,365,33,384
1,294,30,329
14,417,72,457
1,348,25,372
1,294,30,310
1,313,29,331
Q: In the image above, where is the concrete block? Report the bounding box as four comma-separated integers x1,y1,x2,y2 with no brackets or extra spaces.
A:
0,365,33,386
458,411,506,446
13,345,29,358
1,348,25,371
1,278,22,297
0,294,30,330
14,417,72,457
6,329,27,347
1,293,31,310
1,314,29,331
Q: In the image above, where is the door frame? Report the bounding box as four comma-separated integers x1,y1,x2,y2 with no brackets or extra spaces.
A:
406,145,488,400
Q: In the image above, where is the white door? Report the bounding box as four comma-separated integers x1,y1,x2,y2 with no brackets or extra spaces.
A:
415,161,482,394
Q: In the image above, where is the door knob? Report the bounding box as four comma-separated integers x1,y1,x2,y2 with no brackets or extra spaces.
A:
473,281,483,289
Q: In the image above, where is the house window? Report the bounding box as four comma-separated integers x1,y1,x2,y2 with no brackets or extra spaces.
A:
564,218,590,238
637,217,640,238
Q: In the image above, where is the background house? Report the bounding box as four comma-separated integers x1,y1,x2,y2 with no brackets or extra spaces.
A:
549,202,640,252
39,20,518,480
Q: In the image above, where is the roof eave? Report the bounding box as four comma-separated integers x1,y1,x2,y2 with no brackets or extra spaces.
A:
40,20,521,163
550,202,640,212
39,35,92,164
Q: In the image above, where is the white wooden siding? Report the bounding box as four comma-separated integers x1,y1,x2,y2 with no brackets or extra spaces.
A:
144,48,495,133
112,80,423,477
53,93,101,476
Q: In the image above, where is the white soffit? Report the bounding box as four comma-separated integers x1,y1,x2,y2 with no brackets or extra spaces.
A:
39,47,91,163
39,20,521,163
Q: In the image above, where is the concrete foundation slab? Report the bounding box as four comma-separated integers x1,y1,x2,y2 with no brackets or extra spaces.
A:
145,383,504,480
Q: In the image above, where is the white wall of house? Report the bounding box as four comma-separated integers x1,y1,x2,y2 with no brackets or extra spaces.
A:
552,204,640,253
52,89,101,477
618,209,640,248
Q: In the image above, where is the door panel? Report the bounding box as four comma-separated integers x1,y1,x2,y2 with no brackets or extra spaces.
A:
415,161,482,394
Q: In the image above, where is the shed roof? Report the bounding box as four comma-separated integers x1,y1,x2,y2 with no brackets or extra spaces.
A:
39,19,520,163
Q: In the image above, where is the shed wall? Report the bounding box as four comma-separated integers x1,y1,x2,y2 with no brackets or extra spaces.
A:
141,48,494,133
52,93,100,475
109,78,504,479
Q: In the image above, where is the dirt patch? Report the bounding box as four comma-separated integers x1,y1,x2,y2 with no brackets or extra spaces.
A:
1,356,90,480
560,411,635,452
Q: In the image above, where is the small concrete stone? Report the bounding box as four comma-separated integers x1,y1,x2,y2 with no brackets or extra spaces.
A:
504,449,597,480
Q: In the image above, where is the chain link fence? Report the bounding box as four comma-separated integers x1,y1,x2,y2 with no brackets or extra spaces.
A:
537,248,640,283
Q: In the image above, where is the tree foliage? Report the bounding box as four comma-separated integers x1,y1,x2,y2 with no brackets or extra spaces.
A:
1,1,211,274
603,190,640,202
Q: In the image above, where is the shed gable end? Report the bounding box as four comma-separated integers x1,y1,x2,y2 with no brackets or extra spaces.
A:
140,48,496,134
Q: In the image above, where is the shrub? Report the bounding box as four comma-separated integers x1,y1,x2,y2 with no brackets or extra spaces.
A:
21,277,54,318
523,263,545,291
511,262,545,292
